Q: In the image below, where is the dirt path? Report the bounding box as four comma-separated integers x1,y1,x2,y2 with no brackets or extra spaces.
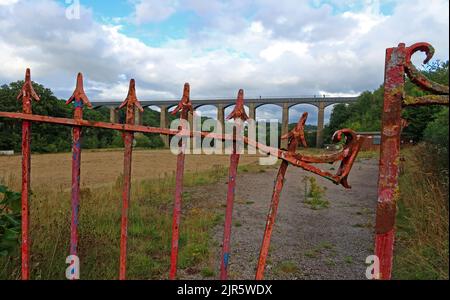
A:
186,158,378,280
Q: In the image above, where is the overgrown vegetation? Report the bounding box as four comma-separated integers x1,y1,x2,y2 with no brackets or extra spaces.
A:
394,145,449,280
0,165,229,279
0,185,21,257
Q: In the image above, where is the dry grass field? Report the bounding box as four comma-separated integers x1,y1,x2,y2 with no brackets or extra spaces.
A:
0,149,265,280
0,149,261,191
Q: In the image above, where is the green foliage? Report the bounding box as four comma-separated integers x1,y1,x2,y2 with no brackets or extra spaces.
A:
324,60,449,145
423,108,449,151
303,176,329,210
0,185,21,257
394,145,449,279
0,81,167,153
135,134,152,148
324,88,383,143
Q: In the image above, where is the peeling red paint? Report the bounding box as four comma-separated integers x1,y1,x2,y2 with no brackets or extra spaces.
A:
169,83,191,280
375,42,449,280
220,89,247,280
67,73,92,267
118,79,143,280
17,68,39,280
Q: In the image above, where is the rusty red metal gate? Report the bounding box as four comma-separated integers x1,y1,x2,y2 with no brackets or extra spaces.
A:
0,41,446,280
374,42,449,280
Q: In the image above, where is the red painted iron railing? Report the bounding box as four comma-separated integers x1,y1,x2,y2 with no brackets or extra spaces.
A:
1,65,367,280
374,42,449,280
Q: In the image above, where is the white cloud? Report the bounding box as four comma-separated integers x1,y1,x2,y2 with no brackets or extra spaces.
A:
132,0,178,24
0,0,18,5
0,0,448,123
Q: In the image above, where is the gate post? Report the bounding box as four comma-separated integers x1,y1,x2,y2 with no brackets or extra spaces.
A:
375,42,449,280
17,69,40,280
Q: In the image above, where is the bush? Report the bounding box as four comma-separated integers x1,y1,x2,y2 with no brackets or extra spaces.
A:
111,132,124,148
423,108,449,151
0,185,21,257
135,134,152,148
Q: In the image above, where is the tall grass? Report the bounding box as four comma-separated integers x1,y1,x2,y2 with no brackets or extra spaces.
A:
0,165,227,280
394,144,449,279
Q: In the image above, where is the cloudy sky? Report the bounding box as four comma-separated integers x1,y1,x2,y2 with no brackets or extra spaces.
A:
0,0,448,124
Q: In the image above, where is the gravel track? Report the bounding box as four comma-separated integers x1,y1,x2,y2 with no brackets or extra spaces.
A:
185,158,378,280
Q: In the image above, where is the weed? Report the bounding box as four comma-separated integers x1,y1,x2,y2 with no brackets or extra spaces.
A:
344,256,354,264
303,177,329,210
200,267,215,278
274,261,298,274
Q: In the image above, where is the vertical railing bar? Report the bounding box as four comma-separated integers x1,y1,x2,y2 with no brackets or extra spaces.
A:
66,73,92,277
118,79,143,280
255,113,308,280
169,83,193,280
17,68,40,280
220,89,248,280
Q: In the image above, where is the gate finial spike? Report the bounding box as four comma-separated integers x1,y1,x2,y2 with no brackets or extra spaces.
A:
171,83,193,116
66,73,93,108
404,42,449,95
281,112,308,148
17,68,40,102
119,79,144,112
227,89,249,121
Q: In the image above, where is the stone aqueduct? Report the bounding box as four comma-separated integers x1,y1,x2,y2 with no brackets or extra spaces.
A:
91,96,358,148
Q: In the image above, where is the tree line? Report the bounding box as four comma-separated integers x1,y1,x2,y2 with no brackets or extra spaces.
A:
0,81,166,153
324,60,449,155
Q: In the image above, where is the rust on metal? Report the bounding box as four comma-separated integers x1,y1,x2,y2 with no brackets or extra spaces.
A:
281,112,308,148
256,115,364,279
118,79,143,280
220,89,248,280
169,83,192,280
0,69,368,280
17,68,39,280
255,113,307,280
66,73,92,267
404,42,449,95
374,42,449,280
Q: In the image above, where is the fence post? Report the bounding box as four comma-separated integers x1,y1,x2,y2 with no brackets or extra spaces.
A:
220,89,248,280
169,83,193,279
17,68,40,280
255,112,308,280
66,73,92,272
118,79,144,280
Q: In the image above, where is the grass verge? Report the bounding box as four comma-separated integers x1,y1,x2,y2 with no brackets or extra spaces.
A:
393,144,449,280
0,165,228,280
